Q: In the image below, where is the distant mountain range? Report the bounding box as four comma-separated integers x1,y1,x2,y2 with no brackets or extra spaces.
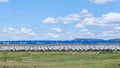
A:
74,38,103,40
109,38,120,40
74,38,120,40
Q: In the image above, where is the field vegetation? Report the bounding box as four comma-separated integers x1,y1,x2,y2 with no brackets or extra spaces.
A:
0,51,120,68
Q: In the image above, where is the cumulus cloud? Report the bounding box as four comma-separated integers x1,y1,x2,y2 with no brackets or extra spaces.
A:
82,12,120,27
90,0,115,4
51,28,62,33
46,33,60,39
62,28,94,40
42,17,57,24
99,30,120,39
80,29,94,35
0,0,9,3
43,9,93,24
114,27,120,30
100,31,114,37
43,9,120,39
75,24,85,28
2,9,118,40
0,27,40,40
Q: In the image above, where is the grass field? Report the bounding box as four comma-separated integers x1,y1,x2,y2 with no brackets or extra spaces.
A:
0,51,120,68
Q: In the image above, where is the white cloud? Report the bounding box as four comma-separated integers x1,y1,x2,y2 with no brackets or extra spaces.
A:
101,31,114,36
82,12,120,27
114,27,120,30
43,9,120,28
82,17,95,25
90,0,115,4
43,9,93,24
42,17,57,24
80,29,94,35
99,30,120,39
51,28,62,32
101,12,120,23
46,33,60,39
0,0,9,3
0,27,40,40
75,24,85,28
43,9,120,39
62,28,94,40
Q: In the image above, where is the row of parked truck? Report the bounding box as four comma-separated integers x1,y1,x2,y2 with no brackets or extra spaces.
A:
0,44,120,51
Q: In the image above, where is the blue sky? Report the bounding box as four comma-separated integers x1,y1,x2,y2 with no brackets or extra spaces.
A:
0,0,120,40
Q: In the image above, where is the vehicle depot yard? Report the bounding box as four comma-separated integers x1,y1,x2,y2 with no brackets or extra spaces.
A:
0,51,120,68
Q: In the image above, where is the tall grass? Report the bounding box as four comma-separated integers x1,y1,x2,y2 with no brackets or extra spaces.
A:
0,51,120,68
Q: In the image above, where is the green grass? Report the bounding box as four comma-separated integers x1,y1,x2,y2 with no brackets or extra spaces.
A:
0,51,120,68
